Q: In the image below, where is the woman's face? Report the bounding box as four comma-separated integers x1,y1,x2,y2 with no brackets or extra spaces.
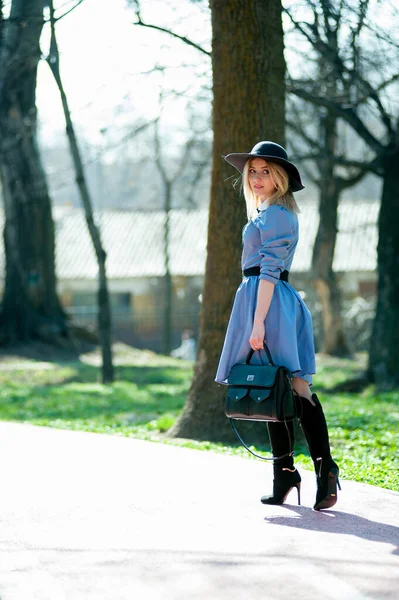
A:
248,158,276,200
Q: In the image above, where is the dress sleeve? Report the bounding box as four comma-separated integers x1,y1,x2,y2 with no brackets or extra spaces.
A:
255,205,294,284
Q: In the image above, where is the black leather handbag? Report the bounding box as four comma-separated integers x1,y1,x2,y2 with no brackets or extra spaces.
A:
225,343,295,459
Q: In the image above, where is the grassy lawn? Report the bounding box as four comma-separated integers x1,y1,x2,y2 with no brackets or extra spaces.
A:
0,345,398,492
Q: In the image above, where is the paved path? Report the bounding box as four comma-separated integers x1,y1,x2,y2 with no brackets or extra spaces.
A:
0,422,398,600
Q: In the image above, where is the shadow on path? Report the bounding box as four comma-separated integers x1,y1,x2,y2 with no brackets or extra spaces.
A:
263,506,399,555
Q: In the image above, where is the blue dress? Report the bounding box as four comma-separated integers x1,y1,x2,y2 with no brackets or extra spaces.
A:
215,203,316,385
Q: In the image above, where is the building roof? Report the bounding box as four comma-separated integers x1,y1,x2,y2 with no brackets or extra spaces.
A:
294,200,378,273
0,201,378,280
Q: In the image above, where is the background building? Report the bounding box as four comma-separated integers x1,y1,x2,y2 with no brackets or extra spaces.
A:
0,201,378,352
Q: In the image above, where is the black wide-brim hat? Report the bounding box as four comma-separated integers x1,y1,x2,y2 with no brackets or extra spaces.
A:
223,141,305,192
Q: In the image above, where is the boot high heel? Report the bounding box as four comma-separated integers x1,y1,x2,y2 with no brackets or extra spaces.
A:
313,458,341,511
294,393,341,511
261,466,301,506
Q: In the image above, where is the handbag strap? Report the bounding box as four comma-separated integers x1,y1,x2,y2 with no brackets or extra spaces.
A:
229,418,295,461
246,342,274,365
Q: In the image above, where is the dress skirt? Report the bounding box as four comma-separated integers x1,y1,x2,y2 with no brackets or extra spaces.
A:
215,275,316,385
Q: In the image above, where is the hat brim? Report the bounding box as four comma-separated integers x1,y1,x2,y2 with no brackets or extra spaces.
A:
223,153,305,192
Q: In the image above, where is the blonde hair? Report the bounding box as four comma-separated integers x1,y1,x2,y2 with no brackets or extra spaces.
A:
241,160,300,220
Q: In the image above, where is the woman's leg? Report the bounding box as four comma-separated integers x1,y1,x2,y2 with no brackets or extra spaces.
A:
261,420,301,505
292,378,340,510
292,376,315,404
261,377,310,505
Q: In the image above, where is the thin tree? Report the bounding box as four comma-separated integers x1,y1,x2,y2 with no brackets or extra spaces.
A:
46,0,114,382
288,99,370,356
155,116,176,355
154,108,211,355
0,0,67,344
303,11,351,357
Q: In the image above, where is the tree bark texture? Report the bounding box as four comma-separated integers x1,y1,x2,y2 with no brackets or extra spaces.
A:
0,0,67,343
47,1,114,382
170,0,286,441
368,149,399,388
312,111,350,356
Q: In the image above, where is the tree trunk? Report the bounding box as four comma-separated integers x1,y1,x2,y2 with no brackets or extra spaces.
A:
47,1,114,382
0,0,67,343
310,8,350,357
169,0,286,441
368,149,399,388
163,181,173,355
312,111,351,356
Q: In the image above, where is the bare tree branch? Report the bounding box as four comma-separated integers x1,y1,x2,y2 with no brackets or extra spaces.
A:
184,146,212,207
337,166,370,191
171,139,196,184
348,0,369,52
285,3,395,136
352,73,399,107
2,0,86,24
154,117,167,182
334,156,382,176
289,142,319,185
132,15,210,57
286,112,323,153
288,84,385,155
55,0,85,21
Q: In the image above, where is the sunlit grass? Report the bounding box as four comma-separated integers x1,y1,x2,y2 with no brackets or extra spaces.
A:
0,349,397,491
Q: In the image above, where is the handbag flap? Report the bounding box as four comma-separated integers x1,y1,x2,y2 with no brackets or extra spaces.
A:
227,362,279,388
226,386,248,402
248,388,273,403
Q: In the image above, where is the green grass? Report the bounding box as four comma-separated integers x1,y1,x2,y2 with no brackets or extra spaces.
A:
0,347,398,492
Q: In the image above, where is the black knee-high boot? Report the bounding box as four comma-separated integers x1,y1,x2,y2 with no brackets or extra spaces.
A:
260,420,301,505
296,393,341,510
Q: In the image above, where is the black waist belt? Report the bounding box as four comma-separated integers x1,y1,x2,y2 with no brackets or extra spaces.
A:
243,266,289,282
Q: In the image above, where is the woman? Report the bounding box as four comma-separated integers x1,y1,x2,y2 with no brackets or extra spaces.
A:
215,141,340,511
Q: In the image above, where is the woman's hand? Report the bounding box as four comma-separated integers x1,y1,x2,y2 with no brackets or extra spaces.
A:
249,319,265,351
